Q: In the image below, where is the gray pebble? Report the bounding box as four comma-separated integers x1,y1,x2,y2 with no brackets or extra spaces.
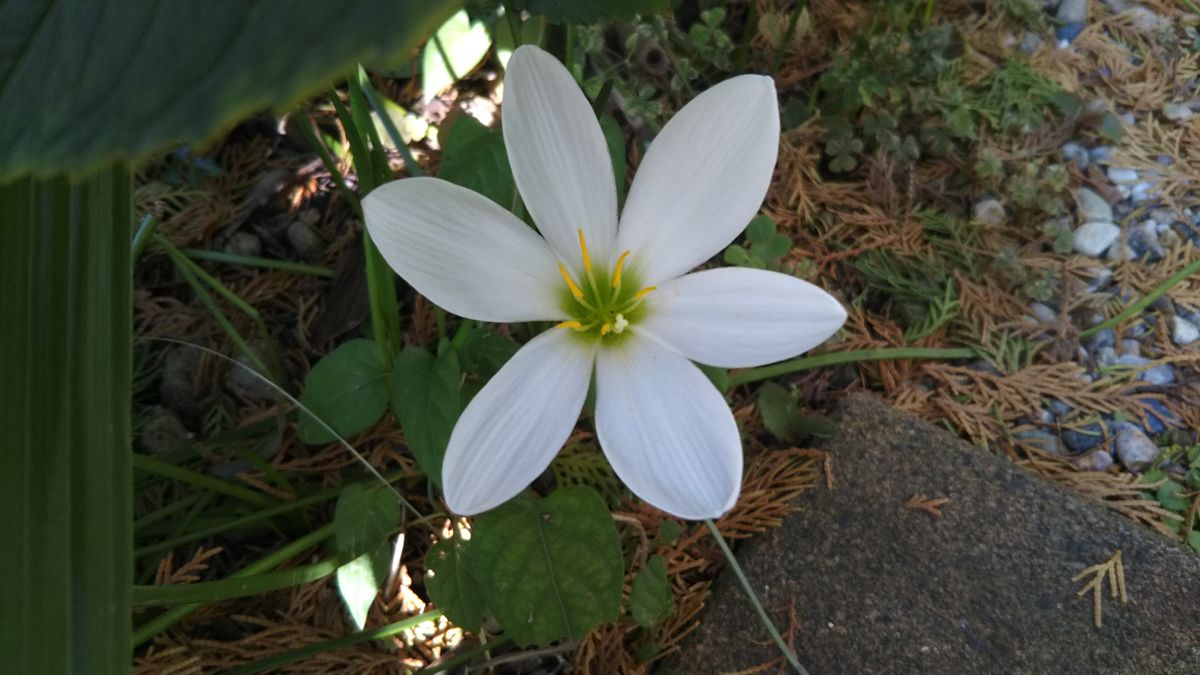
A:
1170,315,1200,346
1048,399,1073,419
160,348,201,414
1105,240,1135,261
1074,187,1113,223
1089,146,1113,162
224,231,262,258
1129,182,1154,204
1117,353,1176,385
1083,266,1112,292
1061,422,1106,453
140,406,192,456
1128,226,1163,260
1107,167,1139,184
1017,31,1044,55
1162,102,1194,122
227,338,280,403
1029,302,1058,323
1119,339,1141,356
972,198,1007,227
287,220,323,260
1114,427,1160,472
1073,222,1120,257
1061,142,1089,169
1070,448,1114,472
1015,429,1062,455
1056,0,1087,22
1086,328,1116,350
1094,345,1118,369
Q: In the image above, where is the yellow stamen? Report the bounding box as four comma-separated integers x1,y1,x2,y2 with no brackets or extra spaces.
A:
577,229,592,273
558,263,584,301
556,320,584,331
611,250,631,288
600,323,612,336
633,285,657,301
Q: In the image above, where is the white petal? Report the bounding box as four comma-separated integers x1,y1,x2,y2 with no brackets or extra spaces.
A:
595,336,742,519
503,45,618,269
363,177,564,323
442,329,596,515
616,75,779,284
640,268,846,368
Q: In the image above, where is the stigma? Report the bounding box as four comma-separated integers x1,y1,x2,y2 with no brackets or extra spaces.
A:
554,231,654,341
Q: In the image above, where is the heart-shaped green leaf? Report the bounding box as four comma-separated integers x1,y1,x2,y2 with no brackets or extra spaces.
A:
391,346,462,486
629,555,673,628
298,339,391,445
425,536,485,632
469,486,623,646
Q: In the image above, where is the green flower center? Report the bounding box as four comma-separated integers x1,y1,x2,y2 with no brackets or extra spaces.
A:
556,230,655,343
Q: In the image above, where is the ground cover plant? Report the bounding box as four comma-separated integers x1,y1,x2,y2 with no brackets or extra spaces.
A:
5,0,1200,673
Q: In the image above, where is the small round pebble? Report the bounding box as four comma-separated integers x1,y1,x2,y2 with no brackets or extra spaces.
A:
140,406,192,456
1073,222,1120,257
1114,427,1160,472
1170,315,1200,346
972,198,1006,227
1061,422,1106,453
1074,187,1113,224
1029,302,1057,323
1070,448,1113,472
1107,167,1139,184
1085,328,1116,350
224,231,262,258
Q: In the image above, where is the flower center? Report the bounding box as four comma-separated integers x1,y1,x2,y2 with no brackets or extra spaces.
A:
555,230,655,342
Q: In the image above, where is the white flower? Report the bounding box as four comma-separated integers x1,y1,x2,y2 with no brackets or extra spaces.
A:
364,45,846,520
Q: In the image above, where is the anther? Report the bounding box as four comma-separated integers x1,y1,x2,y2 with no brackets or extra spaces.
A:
633,285,657,301
600,323,611,336
611,250,631,289
555,320,584,331
558,263,585,302
577,229,592,273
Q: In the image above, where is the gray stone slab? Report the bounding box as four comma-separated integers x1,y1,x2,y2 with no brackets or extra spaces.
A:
666,393,1200,674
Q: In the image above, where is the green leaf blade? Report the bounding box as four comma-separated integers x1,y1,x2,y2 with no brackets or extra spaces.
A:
425,537,485,632
298,339,391,445
391,347,462,485
630,555,673,628
0,1,463,177
470,486,623,646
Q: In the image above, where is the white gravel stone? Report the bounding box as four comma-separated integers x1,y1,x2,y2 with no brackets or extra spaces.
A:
1073,222,1120,257
1115,428,1160,472
1029,302,1057,323
972,198,1007,227
1107,167,1139,184
1171,315,1200,346
1056,0,1087,22
1074,187,1113,223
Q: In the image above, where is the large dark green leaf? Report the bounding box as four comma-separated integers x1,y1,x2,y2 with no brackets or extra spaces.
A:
517,0,671,23
437,113,515,209
629,555,673,628
424,536,485,632
334,484,401,630
0,1,462,177
298,339,391,445
390,347,462,485
0,167,132,672
469,486,623,646
334,483,402,557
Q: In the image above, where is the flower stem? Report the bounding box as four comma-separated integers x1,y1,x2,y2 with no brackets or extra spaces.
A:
1081,257,1200,338
705,520,809,675
726,346,976,388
